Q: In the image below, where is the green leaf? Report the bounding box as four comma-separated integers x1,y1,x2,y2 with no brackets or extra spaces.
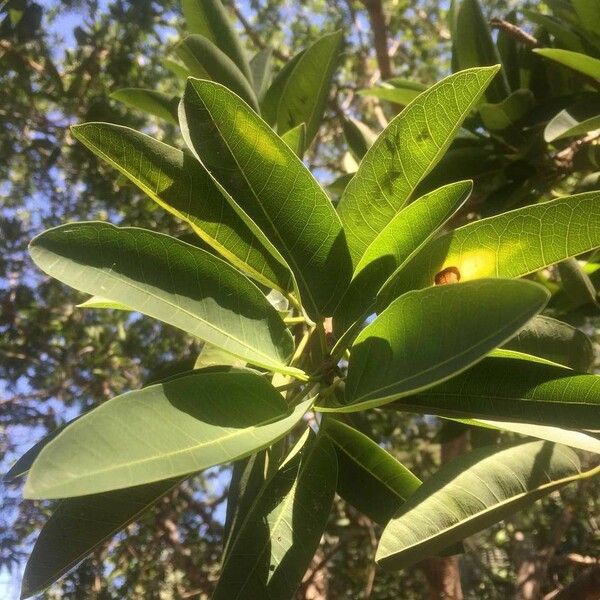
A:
77,296,131,311
29,222,299,376
20,478,182,599
276,31,342,145
110,88,178,123
572,0,600,34
376,441,598,570
24,371,313,499
280,122,306,158
213,433,337,600
180,78,352,318
545,110,600,142
380,191,600,305
358,80,427,106
249,47,273,99
533,48,600,80
524,11,585,53
452,0,510,102
175,35,259,111
161,57,190,79
333,181,472,335
449,417,600,454
181,0,251,82
324,279,549,412
260,50,305,126
479,89,534,131
392,356,600,430
503,315,594,372
557,258,599,309
71,123,294,296
194,342,246,369
337,66,499,265
323,419,421,524
341,116,377,161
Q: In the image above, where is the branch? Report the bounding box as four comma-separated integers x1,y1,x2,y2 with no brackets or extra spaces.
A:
232,4,289,62
489,17,538,47
360,0,392,80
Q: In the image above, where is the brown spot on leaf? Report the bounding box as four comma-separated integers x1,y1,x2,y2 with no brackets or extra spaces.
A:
434,266,461,285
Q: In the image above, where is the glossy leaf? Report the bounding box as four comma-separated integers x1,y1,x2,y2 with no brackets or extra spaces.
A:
533,48,600,80
329,279,549,412
337,66,499,264
110,88,177,123
323,419,421,524
503,315,594,372
479,89,534,131
333,181,472,335
72,123,294,295
21,478,182,599
181,0,251,82
29,223,299,375
380,191,600,304
545,110,600,142
376,441,597,570
452,0,510,102
213,433,337,600
175,35,259,111
180,78,352,318
249,47,273,99
24,371,313,499
277,31,342,144
392,356,600,430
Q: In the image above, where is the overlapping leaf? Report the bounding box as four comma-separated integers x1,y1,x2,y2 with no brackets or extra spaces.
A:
333,180,472,334
322,279,549,412
534,48,600,80
323,419,421,524
110,88,178,123
392,355,600,430
337,66,499,264
376,441,597,570
213,433,337,600
379,191,600,305
24,371,313,499
72,122,294,295
29,223,298,375
180,78,352,317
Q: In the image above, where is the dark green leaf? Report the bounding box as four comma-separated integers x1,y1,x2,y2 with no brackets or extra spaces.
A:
337,66,499,265
533,48,600,80
376,441,597,570
213,433,337,600
276,31,343,145
479,89,534,131
29,223,299,375
175,35,259,111
341,116,377,161
557,258,599,309
249,47,273,99
24,371,313,498
180,78,352,318
323,419,420,524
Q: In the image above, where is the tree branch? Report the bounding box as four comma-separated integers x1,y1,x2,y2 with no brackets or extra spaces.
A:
360,0,392,80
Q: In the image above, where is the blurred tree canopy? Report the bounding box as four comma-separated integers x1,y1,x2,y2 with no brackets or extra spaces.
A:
1,1,598,598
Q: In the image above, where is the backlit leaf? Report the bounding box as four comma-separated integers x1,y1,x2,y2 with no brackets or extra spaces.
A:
534,48,600,80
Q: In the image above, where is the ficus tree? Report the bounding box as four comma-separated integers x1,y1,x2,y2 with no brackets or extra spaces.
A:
6,0,600,598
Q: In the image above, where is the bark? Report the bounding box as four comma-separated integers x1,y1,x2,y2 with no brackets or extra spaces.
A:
360,0,392,80
545,566,600,600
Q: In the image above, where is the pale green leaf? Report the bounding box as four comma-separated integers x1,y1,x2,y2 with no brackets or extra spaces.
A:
213,433,337,600
333,180,472,335
277,31,342,145
376,441,597,570
280,122,306,157
180,78,352,318
161,57,189,79
533,48,600,80
175,35,259,111
71,123,294,295
379,191,600,305
77,296,131,311
337,66,499,265
357,79,427,106
545,111,600,142
28,223,300,376
20,478,182,599
181,0,251,82
24,371,313,498
249,47,273,99
110,88,178,123
323,419,421,524
324,279,549,412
